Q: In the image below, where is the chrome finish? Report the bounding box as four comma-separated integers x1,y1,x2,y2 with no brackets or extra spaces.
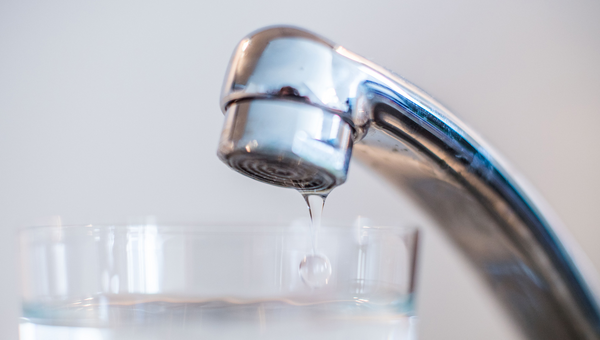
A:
218,100,352,192
218,26,600,339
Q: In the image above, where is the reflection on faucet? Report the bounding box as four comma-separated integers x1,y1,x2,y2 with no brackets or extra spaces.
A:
217,26,600,339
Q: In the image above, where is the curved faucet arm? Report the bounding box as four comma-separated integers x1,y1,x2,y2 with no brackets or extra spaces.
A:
219,26,600,339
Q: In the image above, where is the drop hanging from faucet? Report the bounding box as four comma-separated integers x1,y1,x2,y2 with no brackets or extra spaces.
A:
302,192,326,254
299,192,332,288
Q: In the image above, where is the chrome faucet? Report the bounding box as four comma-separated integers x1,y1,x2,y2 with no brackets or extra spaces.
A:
217,26,600,339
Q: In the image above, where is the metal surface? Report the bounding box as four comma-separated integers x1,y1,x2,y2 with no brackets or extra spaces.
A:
218,100,352,192
218,26,600,339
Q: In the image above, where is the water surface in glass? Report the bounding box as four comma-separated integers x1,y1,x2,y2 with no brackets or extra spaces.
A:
19,224,418,339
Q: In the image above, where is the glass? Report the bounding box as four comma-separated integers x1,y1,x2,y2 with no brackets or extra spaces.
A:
19,223,419,340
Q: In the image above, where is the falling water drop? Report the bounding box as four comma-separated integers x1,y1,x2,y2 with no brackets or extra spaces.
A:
299,254,332,288
298,192,332,287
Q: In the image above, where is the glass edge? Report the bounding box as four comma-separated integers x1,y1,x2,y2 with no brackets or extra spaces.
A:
18,222,420,234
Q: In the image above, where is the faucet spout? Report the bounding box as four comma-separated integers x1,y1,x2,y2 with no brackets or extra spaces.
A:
218,26,600,339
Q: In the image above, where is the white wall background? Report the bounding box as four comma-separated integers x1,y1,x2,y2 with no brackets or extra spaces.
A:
1,0,599,339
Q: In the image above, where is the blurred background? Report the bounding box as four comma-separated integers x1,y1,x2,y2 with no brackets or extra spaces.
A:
1,0,598,339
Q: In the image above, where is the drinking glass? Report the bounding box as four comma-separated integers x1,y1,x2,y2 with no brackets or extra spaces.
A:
19,223,419,339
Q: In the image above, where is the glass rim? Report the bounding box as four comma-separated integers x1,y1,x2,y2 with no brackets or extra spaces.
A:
18,222,420,235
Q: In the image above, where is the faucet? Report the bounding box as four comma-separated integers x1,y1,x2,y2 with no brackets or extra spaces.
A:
217,26,600,340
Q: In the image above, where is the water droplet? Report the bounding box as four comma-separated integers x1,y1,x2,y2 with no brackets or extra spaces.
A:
298,191,332,288
299,254,331,288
